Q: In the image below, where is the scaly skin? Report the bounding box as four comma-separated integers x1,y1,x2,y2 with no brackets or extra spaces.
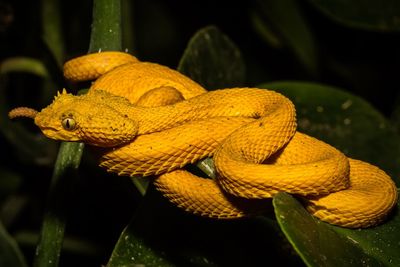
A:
11,51,398,228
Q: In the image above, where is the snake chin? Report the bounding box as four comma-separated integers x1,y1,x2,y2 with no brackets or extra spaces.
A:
40,126,80,142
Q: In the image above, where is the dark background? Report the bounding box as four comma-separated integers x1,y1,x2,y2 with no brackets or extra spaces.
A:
1,0,399,266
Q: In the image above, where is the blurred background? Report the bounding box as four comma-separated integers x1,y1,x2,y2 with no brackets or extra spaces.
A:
0,0,399,266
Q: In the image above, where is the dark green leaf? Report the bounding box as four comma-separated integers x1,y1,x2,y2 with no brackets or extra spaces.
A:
0,168,25,227
308,0,400,32
0,169,22,200
390,96,400,133
250,9,283,48
267,81,400,265
178,25,245,90
107,218,175,267
108,186,301,267
273,192,395,267
0,220,27,267
0,58,48,76
14,230,100,258
333,201,400,266
261,81,400,185
252,0,318,75
107,187,204,267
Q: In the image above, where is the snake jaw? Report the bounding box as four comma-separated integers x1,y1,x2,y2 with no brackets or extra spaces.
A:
39,126,81,142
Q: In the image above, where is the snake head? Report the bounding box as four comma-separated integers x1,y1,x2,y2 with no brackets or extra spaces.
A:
33,89,138,147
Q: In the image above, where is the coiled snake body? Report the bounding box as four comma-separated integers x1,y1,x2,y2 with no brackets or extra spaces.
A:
9,51,398,228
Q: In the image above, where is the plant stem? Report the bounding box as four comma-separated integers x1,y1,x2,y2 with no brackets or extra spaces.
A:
33,0,79,266
41,0,65,66
34,0,124,266
88,0,122,53
33,142,84,267
90,0,148,195
122,0,135,53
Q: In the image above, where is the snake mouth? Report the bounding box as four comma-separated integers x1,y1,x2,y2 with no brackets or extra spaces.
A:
39,126,81,142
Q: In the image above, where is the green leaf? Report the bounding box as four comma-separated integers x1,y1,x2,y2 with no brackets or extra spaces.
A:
390,94,400,133
108,186,301,266
0,169,22,200
0,58,48,77
107,218,175,267
0,220,27,267
251,0,318,75
0,168,24,227
267,82,400,265
261,81,400,185
178,25,246,90
273,192,399,266
107,187,201,267
14,230,100,259
333,202,400,266
307,0,400,32
250,9,283,48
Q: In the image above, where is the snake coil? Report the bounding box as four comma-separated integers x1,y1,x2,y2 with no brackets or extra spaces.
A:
10,51,398,228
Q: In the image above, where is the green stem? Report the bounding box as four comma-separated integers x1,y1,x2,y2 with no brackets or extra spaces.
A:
90,0,147,195
0,220,28,267
32,0,76,266
33,0,125,266
41,0,65,66
88,0,122,53
33,142,84,267
122,0,135,53
130,177,149,196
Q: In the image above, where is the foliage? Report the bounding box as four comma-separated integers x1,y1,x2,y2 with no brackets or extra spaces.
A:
0,0,399,266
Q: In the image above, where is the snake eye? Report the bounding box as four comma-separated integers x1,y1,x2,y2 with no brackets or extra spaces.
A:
62,117,77,131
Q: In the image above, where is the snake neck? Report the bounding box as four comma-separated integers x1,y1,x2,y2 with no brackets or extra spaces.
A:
126,101,207,135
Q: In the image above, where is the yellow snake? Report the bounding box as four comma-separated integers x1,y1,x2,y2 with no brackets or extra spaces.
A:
9,51,398,228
